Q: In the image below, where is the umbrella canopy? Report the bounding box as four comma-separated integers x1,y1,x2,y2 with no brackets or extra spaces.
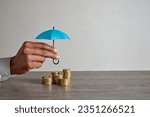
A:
35,28,70,40
35,27,70,65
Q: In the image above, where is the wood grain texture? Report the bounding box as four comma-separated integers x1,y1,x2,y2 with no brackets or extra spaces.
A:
0,71,150,100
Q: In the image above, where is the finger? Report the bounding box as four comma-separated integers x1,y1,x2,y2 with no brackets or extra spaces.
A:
27,62,43,70
23,41,57,53
25,54,46,62
24,48,59,59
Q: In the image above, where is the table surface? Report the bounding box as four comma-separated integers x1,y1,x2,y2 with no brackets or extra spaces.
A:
0,71,150,100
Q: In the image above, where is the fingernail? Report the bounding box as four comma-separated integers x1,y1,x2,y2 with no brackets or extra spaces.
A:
54,49,58,52
56,55,60,59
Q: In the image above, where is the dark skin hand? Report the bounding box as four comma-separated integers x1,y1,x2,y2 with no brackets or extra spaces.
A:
10,41,59,75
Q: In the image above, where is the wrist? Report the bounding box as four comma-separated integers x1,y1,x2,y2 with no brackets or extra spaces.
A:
10,56,15,75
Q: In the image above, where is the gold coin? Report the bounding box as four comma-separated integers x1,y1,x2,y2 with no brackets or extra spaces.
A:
51,72,59,76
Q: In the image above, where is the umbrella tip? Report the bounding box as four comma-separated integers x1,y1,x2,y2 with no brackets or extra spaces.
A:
53,26,55,30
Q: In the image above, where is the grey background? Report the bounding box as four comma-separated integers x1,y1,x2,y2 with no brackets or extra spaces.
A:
0,0,150,71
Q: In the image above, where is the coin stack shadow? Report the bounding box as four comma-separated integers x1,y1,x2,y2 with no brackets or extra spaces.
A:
42,69,71,87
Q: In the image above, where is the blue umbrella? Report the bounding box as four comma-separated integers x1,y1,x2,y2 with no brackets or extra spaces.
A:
35,26,70,65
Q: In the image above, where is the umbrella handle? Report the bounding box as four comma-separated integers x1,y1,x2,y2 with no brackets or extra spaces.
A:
52,39,59,65
53,59,59,65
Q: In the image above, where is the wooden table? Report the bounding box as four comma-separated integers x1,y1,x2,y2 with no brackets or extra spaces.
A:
0,71,150,100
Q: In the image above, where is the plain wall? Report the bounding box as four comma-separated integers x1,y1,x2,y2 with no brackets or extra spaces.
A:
0,0,150,71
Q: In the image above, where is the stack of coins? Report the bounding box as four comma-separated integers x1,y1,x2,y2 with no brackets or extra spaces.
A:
54,74,63,85
41,69,71,87
60,79,69,87
51,72,60,84
59,69,71,87
42,76,52,86
63,69,71,83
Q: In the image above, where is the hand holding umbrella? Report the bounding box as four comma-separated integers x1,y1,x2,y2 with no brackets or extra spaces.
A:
35,26,70,65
